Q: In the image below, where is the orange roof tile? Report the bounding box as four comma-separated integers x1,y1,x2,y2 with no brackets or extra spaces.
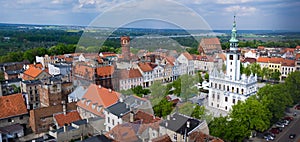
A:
189,131,224,142
54,110,82,127
257,57,284,64
182,52,193,60
96,66,114,76
119,69,142,80
77,84,120,117
138,62,156,72
23,67,43,78
296,46,300,49
0,94,27,119
73,63,95,80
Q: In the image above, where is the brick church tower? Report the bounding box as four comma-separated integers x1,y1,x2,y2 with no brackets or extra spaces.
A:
121,36,130,61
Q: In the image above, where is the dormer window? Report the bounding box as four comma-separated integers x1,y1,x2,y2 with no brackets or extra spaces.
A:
86,100,91,106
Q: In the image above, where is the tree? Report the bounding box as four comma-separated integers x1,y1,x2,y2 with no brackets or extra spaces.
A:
249,63,261,75
153,98,173,117
270,70,281,81
260,67,269,80
244,66,252,76
178,74,199,102
204,73,209,81
149,81,167,99
197,72,204,84
257,85,292,122
191,105,206,119
120,89,133,96
284,71,300,104
131,86,150,97
230,96,271,132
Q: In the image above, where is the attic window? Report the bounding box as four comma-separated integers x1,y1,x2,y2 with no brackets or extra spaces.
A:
229,55,233,60
86,100,91,106
97,106,102,112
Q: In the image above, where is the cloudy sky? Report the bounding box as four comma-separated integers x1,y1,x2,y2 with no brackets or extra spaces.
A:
0,0,299,30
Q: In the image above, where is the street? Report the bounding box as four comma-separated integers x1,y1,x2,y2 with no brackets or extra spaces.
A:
275,109,300,142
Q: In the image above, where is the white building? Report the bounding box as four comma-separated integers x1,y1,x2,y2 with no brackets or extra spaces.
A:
208,17,257,112
104,102,130,132
176,52,194,75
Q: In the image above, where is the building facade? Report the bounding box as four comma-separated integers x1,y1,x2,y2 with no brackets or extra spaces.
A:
208,17,257,112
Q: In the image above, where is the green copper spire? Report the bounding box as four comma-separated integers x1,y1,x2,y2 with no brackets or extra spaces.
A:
229,15,238,44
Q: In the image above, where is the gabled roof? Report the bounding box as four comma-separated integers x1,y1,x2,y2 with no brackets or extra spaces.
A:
106,122,142,142
96,66,114,76
134,110,160,124
182,52,193,60
257,57,284,64
189,131,224,142
119,69,143,80
159,113,202,135
23,67,43,78
77,84,120,117
138,62,156,72
106,102,130,117
54,110,82,127
201,38,221,45
0,93,27,119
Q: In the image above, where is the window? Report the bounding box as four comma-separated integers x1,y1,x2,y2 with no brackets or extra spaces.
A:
238,55,240,60
227,86,229,91
8,118,12,122
211,102,213,106
232,87,234,93
219,84,221,90
229,55,233,60
217,95,220,100
225,106,228,110
230,69,232,72
215,83,217,88
217,104,219,108
20,116,23,120
237,88,239,94
212,94,215,99
108,117,110,123
223,85,225,90
230,62,232,65
233,99,236,104
174,134,177,140
225,97,228,102
112,119,115,125
241,89,244,94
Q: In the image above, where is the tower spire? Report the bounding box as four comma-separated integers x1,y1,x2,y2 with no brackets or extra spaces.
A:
229,15,238,51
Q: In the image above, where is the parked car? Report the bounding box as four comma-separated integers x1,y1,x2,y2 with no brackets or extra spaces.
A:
269,128,280,134
284,116,293,121
264,133,275,141
276,127,283,132
289,134,296,139
275,122,284,128
279,120,290,126
294,105,300,110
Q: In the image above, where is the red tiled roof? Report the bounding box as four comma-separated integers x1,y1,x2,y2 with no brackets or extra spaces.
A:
23,67,43,78
189,131,224,142
242,58,256,63
201,38,221,45
73,63,95,80
152,134,172,142
257,57,295,66
296,46,300,49
257,57,284,64
182,52,193,60
77,84,120,117
0,94,27,119
96,66,114,76
138,62,156,72
106,123,140,142
282,59,295,67
134,110,160,124
119,69,142,80
296,54,300,60
54,110,82,127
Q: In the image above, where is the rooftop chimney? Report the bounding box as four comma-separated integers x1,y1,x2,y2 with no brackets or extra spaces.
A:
63,124,68,132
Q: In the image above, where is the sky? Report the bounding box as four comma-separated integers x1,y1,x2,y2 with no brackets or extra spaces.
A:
0,0,299,30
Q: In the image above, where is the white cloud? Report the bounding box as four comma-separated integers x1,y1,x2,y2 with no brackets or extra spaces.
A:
225,5,256,16
216,0,253,4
